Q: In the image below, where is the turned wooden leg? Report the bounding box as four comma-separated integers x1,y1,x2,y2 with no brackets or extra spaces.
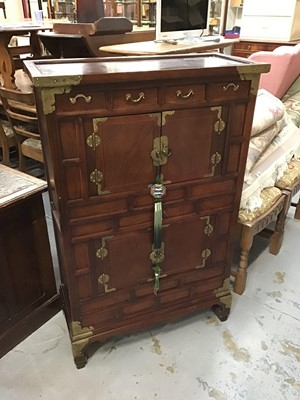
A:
294,197,300,220
233,224,254,295
269,193,289,255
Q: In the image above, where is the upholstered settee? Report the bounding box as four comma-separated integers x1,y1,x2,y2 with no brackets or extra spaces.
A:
232,44,300,294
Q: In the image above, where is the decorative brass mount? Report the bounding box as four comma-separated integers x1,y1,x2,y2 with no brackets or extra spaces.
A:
202,216,214,237
151,136,171,166
98,273,116,293
196,248,212,269
96,236,113,260
211,106,226,134
90,169,110,195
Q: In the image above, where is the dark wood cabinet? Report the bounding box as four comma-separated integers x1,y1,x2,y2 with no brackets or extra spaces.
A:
25,53,269,368
0,165,60,358
232,39,300,58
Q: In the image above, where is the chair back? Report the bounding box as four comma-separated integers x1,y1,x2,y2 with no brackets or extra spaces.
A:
0,2,6,18
0,87,43,172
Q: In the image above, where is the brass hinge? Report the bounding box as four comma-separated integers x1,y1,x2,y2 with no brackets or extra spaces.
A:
211,106,225,134
98,273,116,293
90,169,110,195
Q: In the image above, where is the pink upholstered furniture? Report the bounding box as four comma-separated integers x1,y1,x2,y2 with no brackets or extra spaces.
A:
248,44,300,99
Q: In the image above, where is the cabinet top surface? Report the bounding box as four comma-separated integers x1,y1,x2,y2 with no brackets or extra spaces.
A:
25,54,270,87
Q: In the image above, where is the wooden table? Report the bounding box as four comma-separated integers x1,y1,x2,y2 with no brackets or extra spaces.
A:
0,22,52,89
38,28,155,59
99,38,239,56
0,164,60,357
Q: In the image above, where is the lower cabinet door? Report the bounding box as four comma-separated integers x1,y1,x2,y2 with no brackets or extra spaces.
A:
71,210,232,304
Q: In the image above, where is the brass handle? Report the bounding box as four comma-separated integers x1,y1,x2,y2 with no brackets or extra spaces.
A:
69,94,92,104
176,89,194,99
125,92,145,103
223,83,239,92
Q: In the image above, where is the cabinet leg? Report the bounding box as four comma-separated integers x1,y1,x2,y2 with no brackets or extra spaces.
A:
74,351,88,369
211,302,231,322
72,341,89,369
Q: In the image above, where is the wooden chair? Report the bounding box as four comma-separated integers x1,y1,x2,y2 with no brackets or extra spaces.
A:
0,2,6,18
0,87,43,173
232,188,289,295
0,118,17,166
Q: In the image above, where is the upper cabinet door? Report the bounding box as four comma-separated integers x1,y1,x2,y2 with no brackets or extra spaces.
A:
161,107,227,184
87,112,160,196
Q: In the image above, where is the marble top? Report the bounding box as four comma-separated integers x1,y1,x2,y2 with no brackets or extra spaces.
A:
0,165,46,207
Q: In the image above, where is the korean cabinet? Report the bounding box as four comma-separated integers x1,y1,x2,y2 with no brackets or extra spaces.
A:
26,53,269,368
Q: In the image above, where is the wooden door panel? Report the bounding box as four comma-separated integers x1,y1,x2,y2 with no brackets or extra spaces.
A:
162,215,214,275
161,107,227,183
88,113,160,196
96,230,153,293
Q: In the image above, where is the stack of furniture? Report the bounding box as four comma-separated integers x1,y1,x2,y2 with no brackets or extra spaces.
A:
240,0,300,42
232,0,300,58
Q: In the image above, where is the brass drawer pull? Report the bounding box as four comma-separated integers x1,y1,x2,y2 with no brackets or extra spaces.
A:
223,83,239,92
125,92,145,103
176,89,194,99
69,94,92,104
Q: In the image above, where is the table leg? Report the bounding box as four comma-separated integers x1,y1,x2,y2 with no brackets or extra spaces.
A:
0,33,17,89
30,31,43,58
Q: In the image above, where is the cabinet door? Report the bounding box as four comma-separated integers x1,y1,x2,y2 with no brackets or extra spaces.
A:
88,113,160,196
161,107,227,184
58,113,160,202
71,227,154,302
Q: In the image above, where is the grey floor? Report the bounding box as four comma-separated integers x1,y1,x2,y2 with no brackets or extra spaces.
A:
0,196,300,400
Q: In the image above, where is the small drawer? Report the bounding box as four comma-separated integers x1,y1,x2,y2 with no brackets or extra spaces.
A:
164,84,205,106
112,87,158,111
55,89,107,114
206,81,250,101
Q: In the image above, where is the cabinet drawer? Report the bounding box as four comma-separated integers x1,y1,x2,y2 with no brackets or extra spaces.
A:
206,81,250,101
112,87,158,111
164,84,205,106
55,89,107,114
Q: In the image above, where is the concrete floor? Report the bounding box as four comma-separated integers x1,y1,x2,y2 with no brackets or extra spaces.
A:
0,199,300,400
